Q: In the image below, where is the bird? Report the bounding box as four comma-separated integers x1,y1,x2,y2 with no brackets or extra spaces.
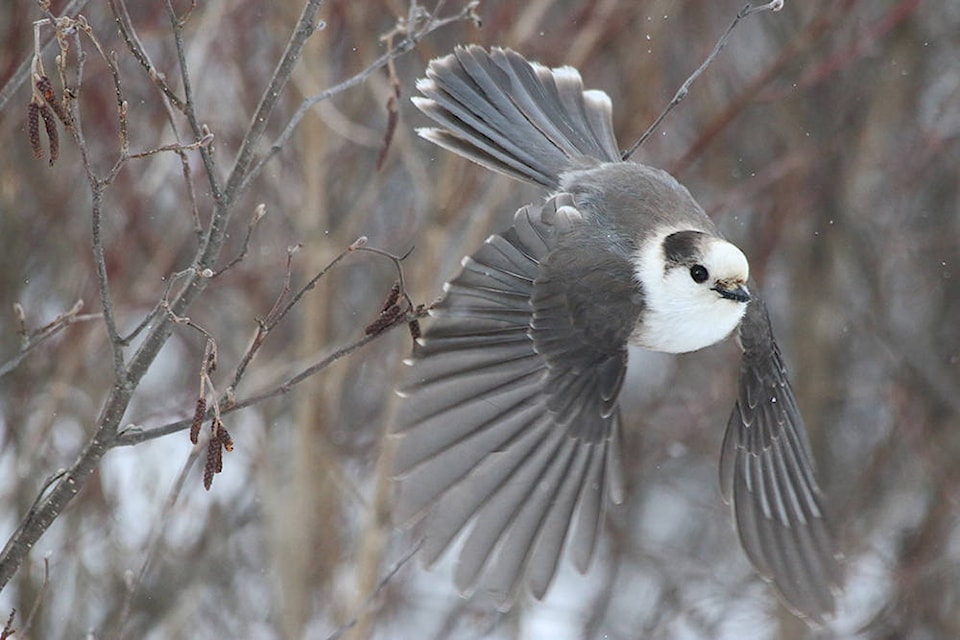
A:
389,45,842,622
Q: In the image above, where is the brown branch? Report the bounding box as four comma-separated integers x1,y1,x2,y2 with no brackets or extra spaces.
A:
106,0,186,112
125,130,214,160
114,302,428,448
117,236,422,448
238,0,482,196
225,239,349,396
0,610,13,640
0,301,98,379
160,0,223,201
210,204,267,278
108,0,202,232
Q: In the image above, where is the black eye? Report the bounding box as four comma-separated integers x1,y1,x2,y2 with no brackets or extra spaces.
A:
690,264,709,283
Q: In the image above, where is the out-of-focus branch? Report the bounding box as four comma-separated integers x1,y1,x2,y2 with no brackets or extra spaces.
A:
671,0,860,174
323,542,421,640
205,0,327,209
113,441,203,640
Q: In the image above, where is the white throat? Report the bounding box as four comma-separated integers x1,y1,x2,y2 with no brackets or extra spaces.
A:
630,230,749,354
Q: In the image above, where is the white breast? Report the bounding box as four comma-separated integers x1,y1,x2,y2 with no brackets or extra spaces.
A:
630,231,749,354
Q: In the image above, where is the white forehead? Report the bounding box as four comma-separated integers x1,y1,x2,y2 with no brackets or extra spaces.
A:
702,239,750,280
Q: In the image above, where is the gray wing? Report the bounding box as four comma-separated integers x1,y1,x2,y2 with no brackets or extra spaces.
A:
413,45,621,189
392,193,639,605
720,297,843,622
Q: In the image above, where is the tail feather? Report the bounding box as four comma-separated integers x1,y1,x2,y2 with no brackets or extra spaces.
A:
414,45,621,189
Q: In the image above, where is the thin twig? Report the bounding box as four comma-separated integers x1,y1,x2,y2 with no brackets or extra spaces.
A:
238,0,482,197
107,0,186,112
211,204,268,278
621,0,784,160
0,302,99,379
116,268,197,345
115,303,429,448
113,445,204,640
263,238,365,331
224,237,398,409
20,556,50,637
32,14,135,376
225,244,303,394
324,542,423,640
161,0,223,201
125,131,214,160
108,0,202,232
672,0,856,174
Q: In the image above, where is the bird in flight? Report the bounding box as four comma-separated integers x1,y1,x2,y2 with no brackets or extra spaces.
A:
390,45,842,622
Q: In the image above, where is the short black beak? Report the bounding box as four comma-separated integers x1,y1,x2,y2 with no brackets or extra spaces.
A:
713,282,751,303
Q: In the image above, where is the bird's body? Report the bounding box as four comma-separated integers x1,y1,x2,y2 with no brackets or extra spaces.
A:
392,45,841,622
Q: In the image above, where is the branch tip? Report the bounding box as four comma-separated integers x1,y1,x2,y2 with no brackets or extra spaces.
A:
622,0,786,160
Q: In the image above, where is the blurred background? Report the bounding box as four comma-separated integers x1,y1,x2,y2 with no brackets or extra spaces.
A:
1,0,958,638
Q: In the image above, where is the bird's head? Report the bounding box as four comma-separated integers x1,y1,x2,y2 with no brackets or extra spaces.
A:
632,229,750,353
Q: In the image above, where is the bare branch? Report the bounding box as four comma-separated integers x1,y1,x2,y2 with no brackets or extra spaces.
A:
0,0,311,590
206,0,328,209
239,0,482,196
113,445,203,640
107,0,203,231
160,0,223,199
211,204,267,278
106,0,186,112
621,0,784,160
0,302,99,379
114,302,428,448
20,556,51,637
125,130,214,160
324,542,422,640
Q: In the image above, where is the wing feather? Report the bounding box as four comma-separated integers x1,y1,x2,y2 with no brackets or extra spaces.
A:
721,298,842,622
392,194,637,603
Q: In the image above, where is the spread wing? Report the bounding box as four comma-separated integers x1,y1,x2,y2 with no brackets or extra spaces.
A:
392,193,641,605
720,297,843,622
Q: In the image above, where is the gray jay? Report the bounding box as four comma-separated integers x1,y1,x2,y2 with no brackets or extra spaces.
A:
390,45,841,622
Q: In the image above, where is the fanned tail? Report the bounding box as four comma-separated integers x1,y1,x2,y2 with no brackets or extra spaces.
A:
413,45,622,189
